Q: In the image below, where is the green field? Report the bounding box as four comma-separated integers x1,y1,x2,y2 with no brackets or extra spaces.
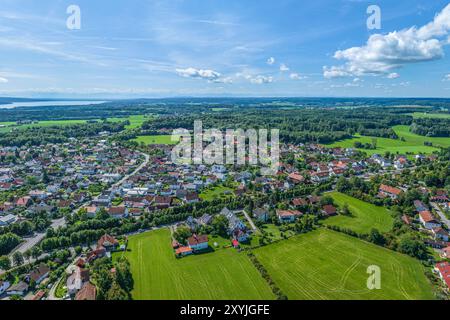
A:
199,186,235,201
114,228,274,300
326,125,450,155
323,192,394,234
0,115,150,133
133,135,180,145
411,112,450,119
253,229,435,300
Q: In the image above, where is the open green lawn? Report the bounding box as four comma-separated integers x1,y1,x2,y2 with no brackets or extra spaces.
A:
253,229,435,300
113,228,274,300
133,135,180,145
323,192,394,234
325,125,450,155
107,115,150,129
199,186,235,201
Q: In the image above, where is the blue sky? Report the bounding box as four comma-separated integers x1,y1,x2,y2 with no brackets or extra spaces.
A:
0,0,449,98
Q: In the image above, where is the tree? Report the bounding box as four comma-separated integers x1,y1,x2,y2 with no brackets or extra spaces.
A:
31,247,42,260
173,226,192,244
106,281,129,300
341,204,352,216
0,255,11,270
211,215,229,237
12,251,24,266
368,228,386,246
115,257,134,296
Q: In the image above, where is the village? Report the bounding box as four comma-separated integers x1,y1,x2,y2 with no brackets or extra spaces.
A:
0,130,449,300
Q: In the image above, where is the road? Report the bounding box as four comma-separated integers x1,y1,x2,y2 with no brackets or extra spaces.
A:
431,202,450,229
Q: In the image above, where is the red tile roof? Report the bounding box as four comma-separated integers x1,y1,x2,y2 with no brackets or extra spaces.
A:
435,262,450,289
379,184,402,196
187,234,208,246
419,211,437,223
75,282,97,300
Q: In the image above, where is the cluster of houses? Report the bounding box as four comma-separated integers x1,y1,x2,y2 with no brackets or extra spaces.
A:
0,263,50,299
0,140,141,227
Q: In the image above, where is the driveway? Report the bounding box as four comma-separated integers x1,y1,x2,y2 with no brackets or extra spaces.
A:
431,202,450,229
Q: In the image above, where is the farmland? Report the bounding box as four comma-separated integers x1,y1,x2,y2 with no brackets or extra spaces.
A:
0,115,150,133
253,229,435,300
411,112,450,119
133,135,180,145
113,228,274,300
325,125,450,155
323,192,394,234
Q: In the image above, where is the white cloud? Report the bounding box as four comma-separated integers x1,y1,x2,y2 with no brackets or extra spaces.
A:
290,73,305,80
267,57,275,65
443,74,450,81
324,4,450,78
280,63,290,72
387,73,400,79
250,75,273,84
175,67,221,81
0,77,8,83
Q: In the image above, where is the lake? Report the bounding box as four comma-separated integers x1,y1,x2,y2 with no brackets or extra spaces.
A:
0,100,108,109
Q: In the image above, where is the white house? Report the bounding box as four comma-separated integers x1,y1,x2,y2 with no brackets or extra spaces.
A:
419,211,441,230
187,234,209,251
0,280,10,295
0,214,17,227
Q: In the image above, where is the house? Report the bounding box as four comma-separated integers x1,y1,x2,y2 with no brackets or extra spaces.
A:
97,234,119,251
292,198,308,207
321,205,337,217
432,227,449,242
26,264,50,285
253,207,269,222
75,282,97,300
276,209,302,223
185,192,200,204
288,172,305,184
401,215,412,225
378,184,402,200
434,262,450,290
311,171,329,183
419,211,441,230
187,234,209,251
442,246,450,259
197,214,212,226
16,196,32,207
413,200,428,212
233,229,249,242
67,267,90,295
86,246,107,263
0,214,17,227
232,239,240,248
6,281,29,296
85,206,99,218
0,280,10,295
220,207,246,234
108,206,128,219
175,246,193,257
32,290,46,301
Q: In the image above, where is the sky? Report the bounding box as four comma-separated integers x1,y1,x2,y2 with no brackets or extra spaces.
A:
0,0,450,98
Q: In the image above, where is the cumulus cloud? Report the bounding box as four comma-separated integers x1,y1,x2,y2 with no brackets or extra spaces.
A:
324,4,450,78
267,57,275,65
443,74,450,81
0,77,8,83
280,63,290,72
176,67,221,81
250,75,273,84
290,73,306,80
387,73,400,79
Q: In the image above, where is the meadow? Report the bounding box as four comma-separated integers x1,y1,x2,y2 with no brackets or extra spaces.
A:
133,135,180,145
326,125,450,155
323,192,394,234
411,112,450,119
113,228,274,300
199,186,235,201
253,229,435,300
0,115,150,133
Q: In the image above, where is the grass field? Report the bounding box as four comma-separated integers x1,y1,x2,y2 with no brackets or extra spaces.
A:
326,125,450,155
253,229,435,300
113,228,274,300
411,112,450,119
133,135,180,145
199,186,235,201
0,115,150,133
323,192,394,234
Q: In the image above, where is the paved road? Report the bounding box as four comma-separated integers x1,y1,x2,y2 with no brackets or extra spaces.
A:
431,202,450,229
